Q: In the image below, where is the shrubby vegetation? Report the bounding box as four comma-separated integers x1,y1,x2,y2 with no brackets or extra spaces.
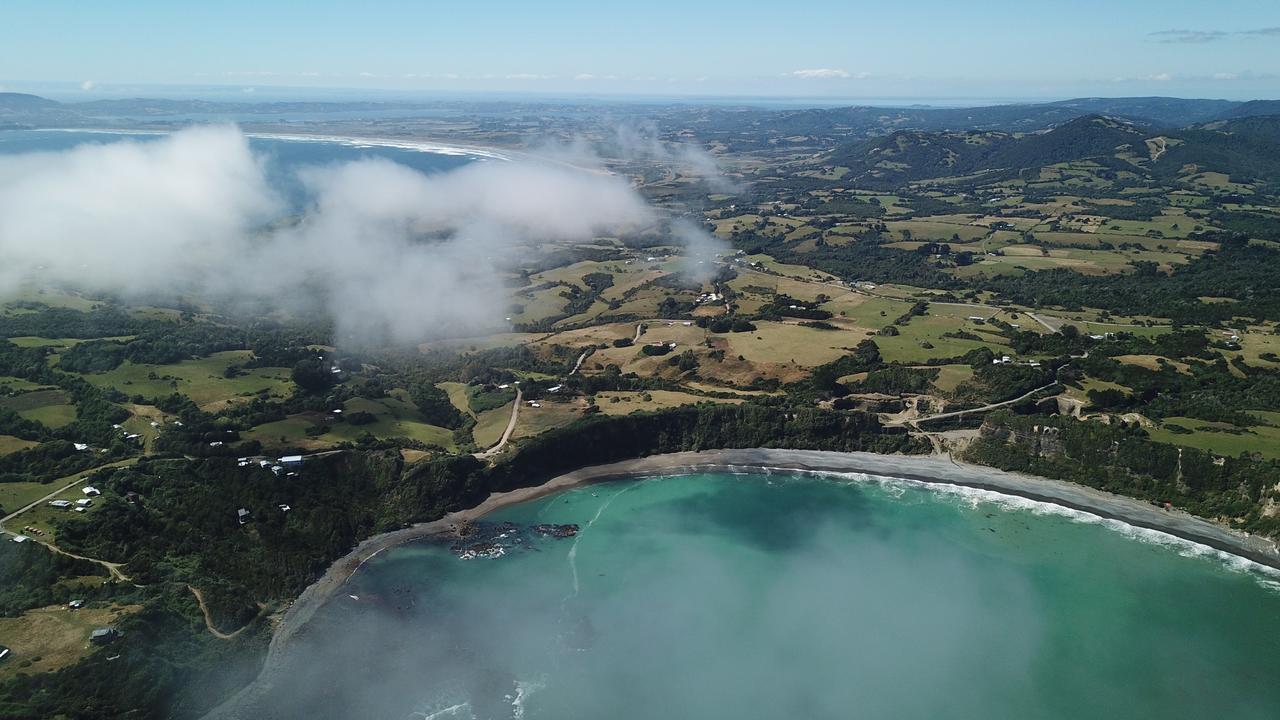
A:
968,411,1280,535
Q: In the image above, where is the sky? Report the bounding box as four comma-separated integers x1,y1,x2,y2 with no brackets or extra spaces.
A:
2,0,1279,101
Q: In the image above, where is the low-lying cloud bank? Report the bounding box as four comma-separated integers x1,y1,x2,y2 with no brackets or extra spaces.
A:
0,126,727,345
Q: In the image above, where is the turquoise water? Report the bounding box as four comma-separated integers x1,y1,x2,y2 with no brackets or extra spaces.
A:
249,472,1280,719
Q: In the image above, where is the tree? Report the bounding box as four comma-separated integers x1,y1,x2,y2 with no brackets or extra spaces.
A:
290,358,334,394
410,383,465,429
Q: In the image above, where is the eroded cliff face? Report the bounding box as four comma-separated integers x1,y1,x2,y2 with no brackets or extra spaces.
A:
979,420,1065,458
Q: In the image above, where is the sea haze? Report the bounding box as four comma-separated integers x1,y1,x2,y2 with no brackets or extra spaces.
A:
240,472,1280,720
0,129,477,210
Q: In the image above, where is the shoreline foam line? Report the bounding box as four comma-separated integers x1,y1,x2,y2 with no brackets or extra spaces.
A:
202,448,1280,719
34,127,512,161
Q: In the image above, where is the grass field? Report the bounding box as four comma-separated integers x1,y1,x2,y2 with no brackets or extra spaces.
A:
1146,414,1280,460
511,400,583,440
245,394,456,451
0,435,39,457
81,351,294,409
0,376,47,393
438,382,477,418
0,604,141,678
241,416,314,446
593,390,742,415
719,322,860,368
0,389,77,429
0,480,57,515
472,402,514,448
319,396,454,449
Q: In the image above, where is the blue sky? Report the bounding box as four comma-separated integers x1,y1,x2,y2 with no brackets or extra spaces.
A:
2,0,1279,101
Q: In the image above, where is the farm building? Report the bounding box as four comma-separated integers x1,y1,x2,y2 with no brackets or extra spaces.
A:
90,627,122,645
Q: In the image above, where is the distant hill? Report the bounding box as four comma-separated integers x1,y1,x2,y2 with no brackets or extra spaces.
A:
675,96,1277,152
0,92,82,128
1038,97,1237,127
1217,100,1280,120
825,114,1280,188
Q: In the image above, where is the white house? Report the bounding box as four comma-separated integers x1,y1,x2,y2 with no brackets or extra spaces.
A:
82,486,101,497
49,500,73,509
73,443,89,451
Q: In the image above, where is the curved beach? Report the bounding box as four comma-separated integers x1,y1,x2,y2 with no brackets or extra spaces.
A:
205,448,1280,718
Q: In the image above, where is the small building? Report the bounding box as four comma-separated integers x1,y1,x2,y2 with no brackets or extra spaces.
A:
68,599,84,609
82,486,101,497
237,508,251,525
279,504,292,513
76,498,93,508
11,535,29,543
73,443,89,451
49,500,73,509
90,627,122,645
0,646,9,662
125,492,140,504
279,455,304,466
547,385,564,393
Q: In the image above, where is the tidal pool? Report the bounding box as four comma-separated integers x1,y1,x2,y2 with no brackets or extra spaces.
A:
250,472,1280,719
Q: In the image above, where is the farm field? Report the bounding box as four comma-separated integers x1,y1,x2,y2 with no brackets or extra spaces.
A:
79,351,294,409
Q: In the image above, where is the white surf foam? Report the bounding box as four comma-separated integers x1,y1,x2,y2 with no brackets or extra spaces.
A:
747,467,1280,591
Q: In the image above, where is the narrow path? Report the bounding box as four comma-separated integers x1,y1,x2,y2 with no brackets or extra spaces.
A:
474,387,522,459
188,585,261,640
36,538,131,582
569,349,590,376
1025,312,1060,333
633,322,644,343
887,382,1057,427
0,458,136,529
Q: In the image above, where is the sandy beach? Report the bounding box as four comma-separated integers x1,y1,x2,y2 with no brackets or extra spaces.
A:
204,448,1280,718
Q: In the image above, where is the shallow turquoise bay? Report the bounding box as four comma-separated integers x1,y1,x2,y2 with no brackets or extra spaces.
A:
255,472,1280,719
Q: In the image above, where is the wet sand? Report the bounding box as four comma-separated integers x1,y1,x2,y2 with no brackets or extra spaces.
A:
204,449,1280,718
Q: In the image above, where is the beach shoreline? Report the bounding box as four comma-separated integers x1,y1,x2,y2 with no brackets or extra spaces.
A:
36,126,513,161
203,448,1280,718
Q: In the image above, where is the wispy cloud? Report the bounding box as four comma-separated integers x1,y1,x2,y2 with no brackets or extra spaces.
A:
1110,69,1276,83
1150,27,1280,43
787,68,851,79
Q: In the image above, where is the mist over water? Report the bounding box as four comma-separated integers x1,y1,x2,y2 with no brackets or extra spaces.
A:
0,128,729,347
243,473,1280,720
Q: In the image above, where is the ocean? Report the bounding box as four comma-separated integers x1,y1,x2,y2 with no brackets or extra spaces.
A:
243,471,1280,719
0,128,482,208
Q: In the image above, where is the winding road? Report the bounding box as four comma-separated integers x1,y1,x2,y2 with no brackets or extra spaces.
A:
886,382,1058,428
474,387,523,459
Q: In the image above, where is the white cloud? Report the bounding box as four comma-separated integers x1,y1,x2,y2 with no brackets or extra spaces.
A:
505,73,554,80
788,68,851,79
0,126,696,346
80,80,95,91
